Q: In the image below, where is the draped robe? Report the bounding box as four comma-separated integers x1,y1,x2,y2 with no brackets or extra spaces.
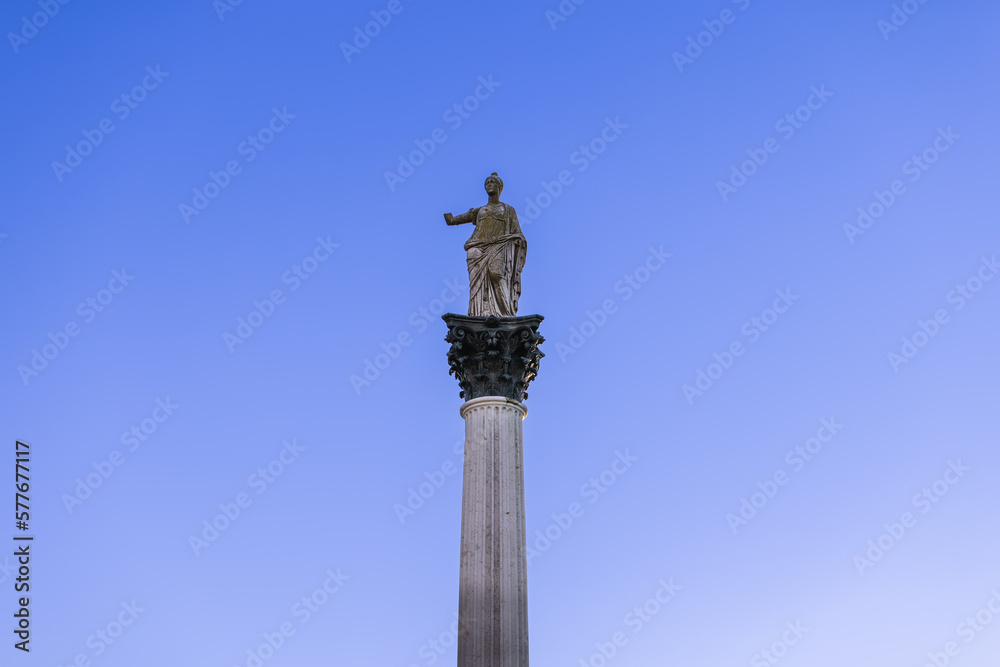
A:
464,202,526,317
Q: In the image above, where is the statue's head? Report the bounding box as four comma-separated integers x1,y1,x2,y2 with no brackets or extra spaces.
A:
484,172,503,196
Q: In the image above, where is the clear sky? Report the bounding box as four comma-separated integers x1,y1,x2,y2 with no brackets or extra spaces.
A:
2,0,999,665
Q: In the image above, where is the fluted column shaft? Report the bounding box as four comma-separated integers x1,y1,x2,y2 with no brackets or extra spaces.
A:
457,396,529,667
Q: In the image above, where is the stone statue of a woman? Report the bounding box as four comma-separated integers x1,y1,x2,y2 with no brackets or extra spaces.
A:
443,172,526,317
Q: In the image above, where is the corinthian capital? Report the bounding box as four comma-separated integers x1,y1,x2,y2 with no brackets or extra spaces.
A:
443,314,545,403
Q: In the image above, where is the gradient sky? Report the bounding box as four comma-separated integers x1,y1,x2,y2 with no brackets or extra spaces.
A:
2,1,999,666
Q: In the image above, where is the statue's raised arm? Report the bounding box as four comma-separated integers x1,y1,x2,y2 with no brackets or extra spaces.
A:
444,207,480,226
445,172,527,317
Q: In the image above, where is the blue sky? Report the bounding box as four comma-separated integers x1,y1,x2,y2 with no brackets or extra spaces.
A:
1,0,999,665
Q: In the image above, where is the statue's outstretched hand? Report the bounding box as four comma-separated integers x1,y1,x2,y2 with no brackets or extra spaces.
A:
445,207,480,225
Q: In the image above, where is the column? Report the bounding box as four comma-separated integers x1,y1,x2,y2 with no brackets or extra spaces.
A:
443,314,544,667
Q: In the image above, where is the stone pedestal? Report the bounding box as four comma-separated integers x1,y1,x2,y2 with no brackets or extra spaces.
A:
443,314,544,667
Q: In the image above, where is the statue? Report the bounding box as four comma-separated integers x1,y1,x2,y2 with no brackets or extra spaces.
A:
444,172,526,317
